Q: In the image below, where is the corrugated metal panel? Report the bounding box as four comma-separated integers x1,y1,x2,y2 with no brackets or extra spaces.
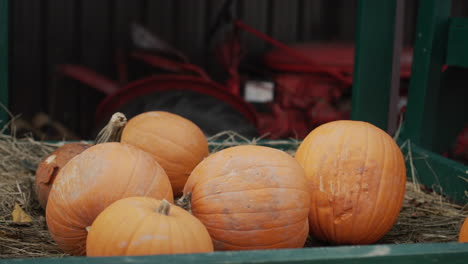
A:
8,0,468,138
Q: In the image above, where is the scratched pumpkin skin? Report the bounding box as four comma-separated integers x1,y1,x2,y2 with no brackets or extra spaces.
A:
295,120,406,245
86,197,213,256
183,145,311,250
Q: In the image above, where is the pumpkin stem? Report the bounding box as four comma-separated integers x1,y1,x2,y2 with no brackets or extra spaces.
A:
94,112,127,144
176,193,192,213
157,199,171,216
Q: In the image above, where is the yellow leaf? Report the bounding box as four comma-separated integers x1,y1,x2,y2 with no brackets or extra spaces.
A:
12,203,32,223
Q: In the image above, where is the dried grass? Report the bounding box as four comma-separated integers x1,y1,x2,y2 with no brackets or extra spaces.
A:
0,129,466,259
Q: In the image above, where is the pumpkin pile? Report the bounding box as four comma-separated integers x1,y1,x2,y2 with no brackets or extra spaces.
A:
35,112,466,257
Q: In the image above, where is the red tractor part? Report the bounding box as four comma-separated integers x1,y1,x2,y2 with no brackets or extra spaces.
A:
57,50,259,138
256,40,414,139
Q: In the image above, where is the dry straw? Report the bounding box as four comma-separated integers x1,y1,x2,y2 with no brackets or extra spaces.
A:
0,125,466,258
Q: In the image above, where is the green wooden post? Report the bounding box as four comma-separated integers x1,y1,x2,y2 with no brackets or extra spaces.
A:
401,0,451,150
0,0,8,127
352,0,397,131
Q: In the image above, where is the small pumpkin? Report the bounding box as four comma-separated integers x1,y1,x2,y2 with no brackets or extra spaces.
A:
459,216,468,242
121,111,209,196
295,120,406,245
46,142,174,256
182,145,310,251
35,142,91,209
87,197,214,256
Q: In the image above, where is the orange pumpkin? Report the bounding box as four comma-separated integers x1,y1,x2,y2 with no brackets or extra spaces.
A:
459,216,468,242
121,111,209,196
46,142,174,256
35,142,91,209
87,197,214,256
182,145,310,251
295,120,406,245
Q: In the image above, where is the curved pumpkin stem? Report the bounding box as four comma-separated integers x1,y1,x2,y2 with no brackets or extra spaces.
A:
157,199,172,216
94,112,127,144
176,193,192,213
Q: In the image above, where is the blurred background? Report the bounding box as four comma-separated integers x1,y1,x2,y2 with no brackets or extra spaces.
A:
5,0,468,149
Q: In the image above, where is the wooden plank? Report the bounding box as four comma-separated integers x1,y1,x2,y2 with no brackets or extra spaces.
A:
399,140,468,204
451,0,468,17
45,0,80,136
205,0,237,81
403,0,418,46
240,0,269,53
10,0,44,121
446,18,468,68
402,0,452,150
321,0,341,40
351,0,398,131
299,0,323,41
387,0,405,135
0,0,8,127
79,0,113,138
114,0,142,47
270,0,299,43
146,0,175,44
337,0,358,41
5,242,468,263
176,0,207,66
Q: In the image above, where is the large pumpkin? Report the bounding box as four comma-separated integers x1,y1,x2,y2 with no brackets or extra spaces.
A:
35,142,91,209
46,142,173,256
295,120,406,245
459,216,468,242
121,111,209,197
182,145,310,251
87,197,214,256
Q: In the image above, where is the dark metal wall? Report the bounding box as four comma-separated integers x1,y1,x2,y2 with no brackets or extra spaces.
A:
8,0,468,138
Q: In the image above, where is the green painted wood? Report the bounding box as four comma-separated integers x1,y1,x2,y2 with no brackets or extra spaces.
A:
399,139,468,205
2,243,468,263
401,0,452,150
0,0,8,127
447,17,468,68
351,0,397,131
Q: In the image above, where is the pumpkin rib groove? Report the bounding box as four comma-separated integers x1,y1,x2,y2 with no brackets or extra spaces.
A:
190,163,303,192
372,133,402,243
350,124,370,241
131,127,199,163
193,206,310,217
305,130,329,243
358,131,388,243
365,138,405,243
329,125,347,243
123,212,153,256
119,150,140,201
191,187,310,206
208,221,308,248
98,204,136,255
201,215,308,232
179,217,192,252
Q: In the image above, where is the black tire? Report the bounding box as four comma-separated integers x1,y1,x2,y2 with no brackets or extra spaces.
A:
94,89,259,139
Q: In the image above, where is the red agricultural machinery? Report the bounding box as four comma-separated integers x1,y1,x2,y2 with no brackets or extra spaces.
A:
58,19,415,140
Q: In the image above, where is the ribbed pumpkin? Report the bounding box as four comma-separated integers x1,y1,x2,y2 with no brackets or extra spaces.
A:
87,197,214,256
295,120,406,245
121,111,209,197
35,142,91,209
459,216,468,242
46,142,174,256
182,145,310,251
